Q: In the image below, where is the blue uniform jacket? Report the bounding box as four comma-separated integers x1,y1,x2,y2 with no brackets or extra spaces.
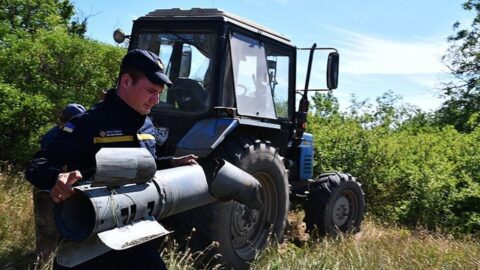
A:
26,89,171,190
40,125,61,149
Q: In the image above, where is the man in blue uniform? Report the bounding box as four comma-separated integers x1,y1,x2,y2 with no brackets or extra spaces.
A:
40,103,86,149
35,103,86,257
26,49,196,269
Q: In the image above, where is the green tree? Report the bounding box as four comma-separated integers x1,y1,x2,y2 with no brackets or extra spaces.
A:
0,0,86,38
311,91,341,119
0,0,124,162
439,0,480,132
0,29,124,120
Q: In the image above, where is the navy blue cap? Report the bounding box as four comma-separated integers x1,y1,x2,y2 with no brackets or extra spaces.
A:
62,103,86,120
121,49,173,87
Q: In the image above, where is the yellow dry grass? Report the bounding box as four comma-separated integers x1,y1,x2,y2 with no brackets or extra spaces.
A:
0,163,35,269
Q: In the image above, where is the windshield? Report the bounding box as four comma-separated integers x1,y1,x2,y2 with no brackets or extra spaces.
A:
136,32,216,113
230,32,276,119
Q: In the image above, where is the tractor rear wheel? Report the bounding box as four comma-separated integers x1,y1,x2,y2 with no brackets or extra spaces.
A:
304,173,365,236
213,137,289,269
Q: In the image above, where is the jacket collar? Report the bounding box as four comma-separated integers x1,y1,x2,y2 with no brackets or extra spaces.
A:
104,88,146,122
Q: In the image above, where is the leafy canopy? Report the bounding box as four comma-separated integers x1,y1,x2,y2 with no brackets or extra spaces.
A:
0,0,124,163
0,0,86,38
439,0,480,132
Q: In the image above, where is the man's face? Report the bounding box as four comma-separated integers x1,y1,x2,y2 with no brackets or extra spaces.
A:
121,75,164,115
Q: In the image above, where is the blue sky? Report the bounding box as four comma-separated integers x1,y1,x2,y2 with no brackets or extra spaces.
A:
73,0,475,111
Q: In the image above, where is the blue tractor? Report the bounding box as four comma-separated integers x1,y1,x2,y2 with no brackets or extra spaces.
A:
115,8,365,269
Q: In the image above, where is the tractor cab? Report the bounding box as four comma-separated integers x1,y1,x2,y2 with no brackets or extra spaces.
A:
120,8,297,156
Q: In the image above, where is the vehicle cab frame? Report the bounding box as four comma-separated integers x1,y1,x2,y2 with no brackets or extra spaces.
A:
127,9,297,157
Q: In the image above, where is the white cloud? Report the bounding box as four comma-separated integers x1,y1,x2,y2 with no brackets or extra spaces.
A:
317,25,449,75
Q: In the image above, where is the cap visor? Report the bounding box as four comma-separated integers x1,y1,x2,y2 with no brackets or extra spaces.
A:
149,72,172,87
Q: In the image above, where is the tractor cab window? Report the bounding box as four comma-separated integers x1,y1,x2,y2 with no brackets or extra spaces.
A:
230,32,276,119
266,49,290,119
137,32,216,113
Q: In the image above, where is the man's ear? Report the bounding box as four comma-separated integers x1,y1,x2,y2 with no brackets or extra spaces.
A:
120,73,132,88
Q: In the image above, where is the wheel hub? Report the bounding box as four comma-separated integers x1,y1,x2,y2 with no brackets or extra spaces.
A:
332,196,350,226
233,203,259,236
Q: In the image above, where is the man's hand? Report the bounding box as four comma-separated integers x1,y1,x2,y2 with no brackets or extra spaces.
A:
50,170,82,203
171,154,198,167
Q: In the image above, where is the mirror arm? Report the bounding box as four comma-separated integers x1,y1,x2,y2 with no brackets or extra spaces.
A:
296,88,331,92
297,46,338,98
303,43,317,97
297,47,338,52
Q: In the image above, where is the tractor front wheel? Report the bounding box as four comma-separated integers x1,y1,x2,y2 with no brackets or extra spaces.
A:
304,173,365,236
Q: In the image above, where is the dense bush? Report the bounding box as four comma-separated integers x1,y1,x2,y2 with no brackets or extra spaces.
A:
308,92,480,234
0,30,124,162
0,0,124,163
0,30,124,112
0,82,53,163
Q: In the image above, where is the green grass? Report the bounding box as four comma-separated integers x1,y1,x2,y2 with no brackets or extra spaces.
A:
1,166,479,270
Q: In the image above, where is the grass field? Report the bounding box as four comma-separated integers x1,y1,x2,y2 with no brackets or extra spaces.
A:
251,216,480,269
0,164,35,269
1,165,479,270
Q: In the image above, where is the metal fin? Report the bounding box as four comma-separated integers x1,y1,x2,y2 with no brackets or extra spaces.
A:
97,217,171,250
56,235,111,267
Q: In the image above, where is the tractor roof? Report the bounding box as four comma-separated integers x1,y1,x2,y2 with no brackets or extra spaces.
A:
137,8,293,46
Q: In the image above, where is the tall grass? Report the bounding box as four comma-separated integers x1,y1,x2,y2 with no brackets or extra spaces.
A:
252,215,480,270
0,163,35,269
1,166,479,270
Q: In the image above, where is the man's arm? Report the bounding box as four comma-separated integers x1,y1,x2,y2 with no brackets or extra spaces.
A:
25,152,62,190
155,156,173,170
154,154,198,170
171,154,198,166
25,117,92,190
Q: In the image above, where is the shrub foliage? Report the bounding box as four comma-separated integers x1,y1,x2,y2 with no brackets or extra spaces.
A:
0,0,125,163
308,92,480,234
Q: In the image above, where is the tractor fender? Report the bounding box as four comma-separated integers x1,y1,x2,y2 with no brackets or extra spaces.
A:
175,118,239,157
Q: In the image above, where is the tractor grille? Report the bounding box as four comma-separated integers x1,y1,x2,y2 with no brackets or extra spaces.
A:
302,154,313,176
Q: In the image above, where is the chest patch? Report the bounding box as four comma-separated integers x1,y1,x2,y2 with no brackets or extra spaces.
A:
99,130,124,137
94,129,131,144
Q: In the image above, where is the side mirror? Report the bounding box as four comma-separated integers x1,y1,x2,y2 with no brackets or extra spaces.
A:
326,52,339,90
113,29,126,44
179,45,192,78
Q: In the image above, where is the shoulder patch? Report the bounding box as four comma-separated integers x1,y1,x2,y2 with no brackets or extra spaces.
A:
62,122,75,133
154,127,169,145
